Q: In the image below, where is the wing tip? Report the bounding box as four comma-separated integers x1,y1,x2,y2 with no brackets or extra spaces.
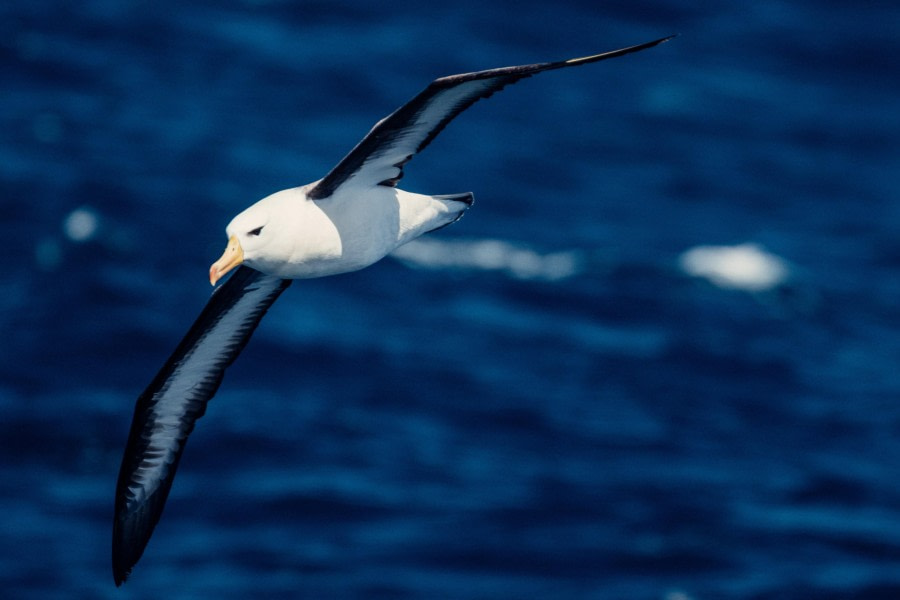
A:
112,539,134,587
656,33,680,46
565,33,678,66
112,515,139,586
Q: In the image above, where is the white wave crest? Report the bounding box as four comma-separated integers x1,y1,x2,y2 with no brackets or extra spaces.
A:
391,238,582,281
679,243,788,291
63,207,99,243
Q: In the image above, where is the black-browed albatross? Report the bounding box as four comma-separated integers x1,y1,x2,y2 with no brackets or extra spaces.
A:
112,35,674,585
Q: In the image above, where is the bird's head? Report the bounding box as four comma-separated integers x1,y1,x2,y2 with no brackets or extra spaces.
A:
209,204,272,286
209,186,340,284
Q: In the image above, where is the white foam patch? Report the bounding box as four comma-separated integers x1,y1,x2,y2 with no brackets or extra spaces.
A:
679,243,788,291
392,238,582,281
63,207,99,242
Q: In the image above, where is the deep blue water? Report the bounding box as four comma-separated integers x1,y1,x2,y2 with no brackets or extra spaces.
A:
3,1,900,598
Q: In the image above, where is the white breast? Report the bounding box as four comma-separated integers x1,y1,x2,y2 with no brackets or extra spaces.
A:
240,185,461,279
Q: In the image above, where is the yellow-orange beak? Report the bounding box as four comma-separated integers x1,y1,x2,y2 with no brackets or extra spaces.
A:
209,235,244,286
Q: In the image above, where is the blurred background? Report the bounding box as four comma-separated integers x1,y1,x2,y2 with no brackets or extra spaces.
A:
3,1,899,598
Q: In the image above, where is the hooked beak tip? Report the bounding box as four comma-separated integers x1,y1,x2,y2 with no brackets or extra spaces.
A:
209,235,244,286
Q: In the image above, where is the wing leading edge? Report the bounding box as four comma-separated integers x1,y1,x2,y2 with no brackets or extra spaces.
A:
307,35,675,200
112,266,291,585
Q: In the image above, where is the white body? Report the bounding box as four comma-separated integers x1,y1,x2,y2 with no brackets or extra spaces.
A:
225,184,470,279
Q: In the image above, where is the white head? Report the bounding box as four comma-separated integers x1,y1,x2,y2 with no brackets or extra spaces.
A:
208,185,355,284
208,193,287,285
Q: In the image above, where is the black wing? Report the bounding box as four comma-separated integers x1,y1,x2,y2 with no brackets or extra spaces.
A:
112,266,291,585
307,35,674,200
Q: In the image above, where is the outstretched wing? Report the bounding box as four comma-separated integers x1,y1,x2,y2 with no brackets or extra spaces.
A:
112,266,291,585
307,35,674,200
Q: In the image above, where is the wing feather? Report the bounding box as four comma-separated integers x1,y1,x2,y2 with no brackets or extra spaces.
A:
307,35,674,200
112,266,291,585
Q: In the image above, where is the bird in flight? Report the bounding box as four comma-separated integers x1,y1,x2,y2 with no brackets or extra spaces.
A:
112,34,674,585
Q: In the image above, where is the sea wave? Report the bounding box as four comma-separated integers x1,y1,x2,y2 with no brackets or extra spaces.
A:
391,237,583,281
678,243,789,292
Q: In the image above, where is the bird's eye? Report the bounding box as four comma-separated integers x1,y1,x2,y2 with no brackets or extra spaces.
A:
248,226,264,236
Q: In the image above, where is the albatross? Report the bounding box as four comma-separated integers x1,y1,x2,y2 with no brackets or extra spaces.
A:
112,34,674,585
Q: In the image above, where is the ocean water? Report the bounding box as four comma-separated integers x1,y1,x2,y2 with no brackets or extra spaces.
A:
3,1,900,598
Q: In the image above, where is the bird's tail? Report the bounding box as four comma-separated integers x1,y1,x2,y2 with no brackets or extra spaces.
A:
426,192,474,232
